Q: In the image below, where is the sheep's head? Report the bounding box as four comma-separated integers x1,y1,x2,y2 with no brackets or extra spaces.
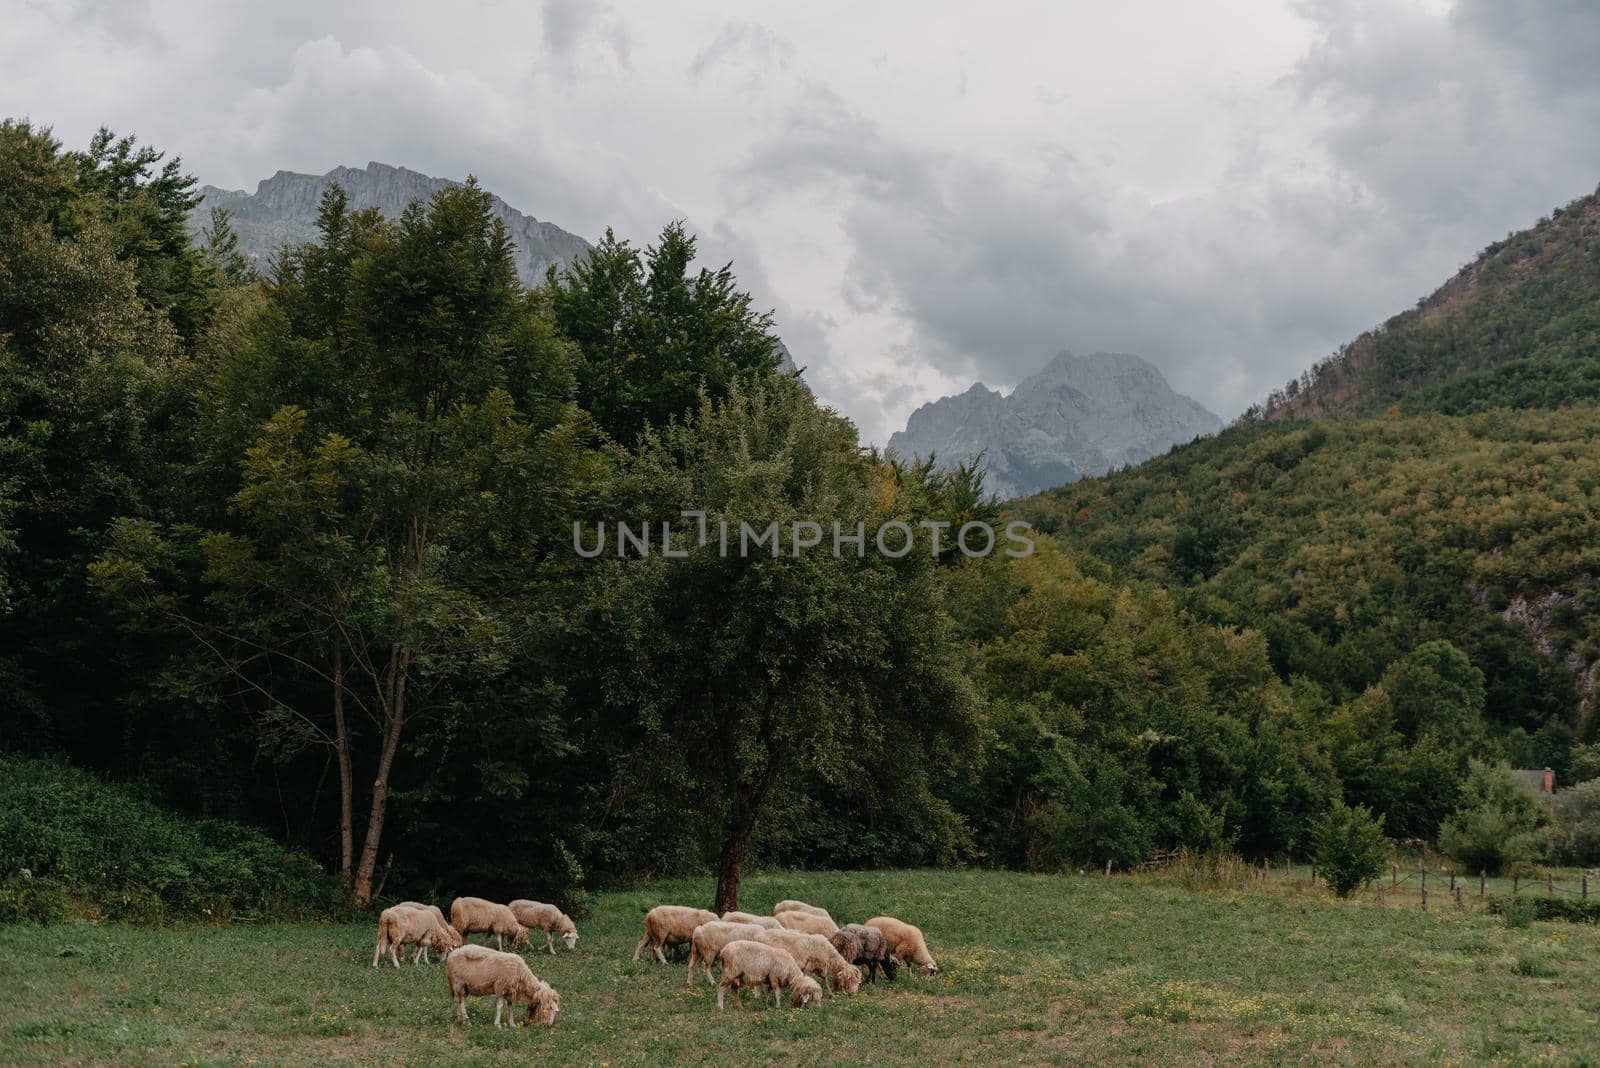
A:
511,924,531,950
791,975,822,1007
440,926,464,950
562,931,578,951
830,929,862,962
921,958,940,979
835,963,862,995
559,915,578,949
523,982,560,1027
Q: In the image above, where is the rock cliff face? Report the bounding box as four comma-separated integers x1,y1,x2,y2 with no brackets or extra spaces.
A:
887,351,1220,500
194,161,591,285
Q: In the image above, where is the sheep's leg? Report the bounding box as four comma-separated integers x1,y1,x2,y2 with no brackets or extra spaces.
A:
685,950,697,986
773,981,783,1009
652,940,667,965
632,936,648,962
495,933,504,952
390,942,402,968
456,996,469,1025
716,984,726,1011
372,935,385,968
546,931,555,955
494,997,504,1029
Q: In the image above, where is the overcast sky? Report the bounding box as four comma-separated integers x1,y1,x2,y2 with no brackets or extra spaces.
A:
6,0,1600,443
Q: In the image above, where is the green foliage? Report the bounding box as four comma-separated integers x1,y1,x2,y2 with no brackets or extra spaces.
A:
1570,742,1600,785
0,758,344,923
1438,762,1551,876
1552,778,1600,865
547,222,783,445
1489,895,1600,926
1310,800,1388,897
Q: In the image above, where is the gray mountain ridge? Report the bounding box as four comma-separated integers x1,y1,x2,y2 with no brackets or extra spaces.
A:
887,351,1221,501
193,161,593,286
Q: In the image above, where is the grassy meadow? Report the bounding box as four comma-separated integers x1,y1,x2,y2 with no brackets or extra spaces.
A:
2,868,1599,1066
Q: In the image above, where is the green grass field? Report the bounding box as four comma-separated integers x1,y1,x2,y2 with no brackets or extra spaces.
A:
2,868,1599,1066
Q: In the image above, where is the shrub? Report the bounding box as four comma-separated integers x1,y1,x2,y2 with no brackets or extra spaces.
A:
1488,895,1600,925
1311,800,1388,897
0,757,345,924
1438,762,1551,875
1552,778,1600,865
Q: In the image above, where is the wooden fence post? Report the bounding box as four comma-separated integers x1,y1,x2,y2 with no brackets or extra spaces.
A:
1454,887,1463,911
1584,873,1589,900
1547,872,1554,896
1376,881,1385,905
1480,870,1486,898
1449,870,1456,893
1104,859,1111,878
1513,874,1519,895
1421,870,1428,911
1392,863,1399,888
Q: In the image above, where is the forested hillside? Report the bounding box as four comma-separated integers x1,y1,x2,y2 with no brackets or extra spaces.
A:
1257,186,1600,421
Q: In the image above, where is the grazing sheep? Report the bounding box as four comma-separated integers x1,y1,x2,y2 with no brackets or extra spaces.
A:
720,910,782,930
775,909,839,937
449,897,531,952
444,945,560,1028
686,921,767,985
772,900,833,922
633,905,719,964
866,916,939,978
394,902,458,963
715,940,823,1010
834,923,897,983
508,899,579,954
373,906,458,968
754,928,862,994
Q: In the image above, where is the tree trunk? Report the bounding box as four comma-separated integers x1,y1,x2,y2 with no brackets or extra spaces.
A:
353,647,409,906
332,644,354,885
714,829,749,914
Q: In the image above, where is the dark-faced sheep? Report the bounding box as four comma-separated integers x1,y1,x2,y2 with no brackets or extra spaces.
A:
834,923,897,983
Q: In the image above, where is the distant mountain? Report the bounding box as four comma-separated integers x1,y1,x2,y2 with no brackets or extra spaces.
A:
1259,184,1600,421
193,161,593,286
887,351,1220,500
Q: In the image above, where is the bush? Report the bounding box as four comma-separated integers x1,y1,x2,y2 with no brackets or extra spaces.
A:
1169,847,1253,892
1311,800,1388,897
1552,778,1600,865
0,757,346,924
1489,895,1600,925
1438,762,1551,875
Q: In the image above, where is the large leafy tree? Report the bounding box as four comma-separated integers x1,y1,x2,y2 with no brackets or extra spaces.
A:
581,377,979,910
97,181,597,903
546,222,783,444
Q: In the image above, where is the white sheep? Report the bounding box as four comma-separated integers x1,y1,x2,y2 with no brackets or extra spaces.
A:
686,921,767,985
772,900,833,922
372,906,459,968
720,910,782,930
633,905,719,964
866,916,940,978
775,909,840,937
449,897,530,952
394,901,457,963
508,899,579,954
444,945,560,1028
755,928,862,994
715,940,823,1010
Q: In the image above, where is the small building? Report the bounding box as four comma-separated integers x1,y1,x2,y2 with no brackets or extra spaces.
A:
1512,767,1556,794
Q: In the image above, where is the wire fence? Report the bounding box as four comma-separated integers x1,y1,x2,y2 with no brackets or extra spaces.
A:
1120,849,1597,912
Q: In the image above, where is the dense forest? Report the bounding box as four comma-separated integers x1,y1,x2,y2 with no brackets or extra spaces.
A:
4,119,1600,922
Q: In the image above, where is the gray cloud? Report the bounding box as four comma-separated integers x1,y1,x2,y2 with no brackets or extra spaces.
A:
5,0,1598,444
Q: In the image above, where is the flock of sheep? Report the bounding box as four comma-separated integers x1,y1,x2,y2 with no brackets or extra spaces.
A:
370,894,939,1028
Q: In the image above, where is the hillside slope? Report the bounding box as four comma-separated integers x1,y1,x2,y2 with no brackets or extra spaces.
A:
1258,185,1600,421
1021,405,1600,737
